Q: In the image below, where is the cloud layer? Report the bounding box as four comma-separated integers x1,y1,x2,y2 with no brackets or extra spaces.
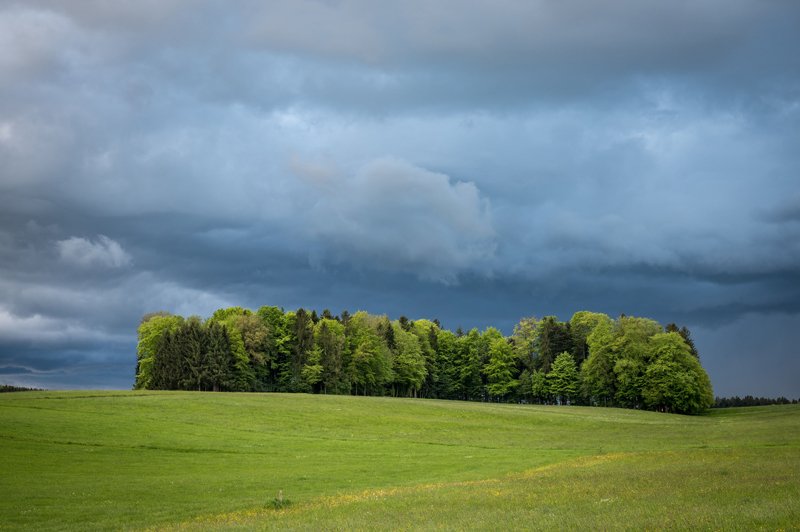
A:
303,157,495,282
57,235,131,268
1,1,798,396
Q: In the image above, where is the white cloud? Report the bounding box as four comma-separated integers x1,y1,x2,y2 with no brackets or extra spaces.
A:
0,305,123,346
0,271,233,352
56,235,131,269
306,157,495,283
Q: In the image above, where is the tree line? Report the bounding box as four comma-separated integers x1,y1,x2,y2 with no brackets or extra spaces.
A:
0,385,45,393
135,307,715,414
713,396,798,408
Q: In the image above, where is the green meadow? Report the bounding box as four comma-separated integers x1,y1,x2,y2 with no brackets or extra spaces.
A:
1,391,798,530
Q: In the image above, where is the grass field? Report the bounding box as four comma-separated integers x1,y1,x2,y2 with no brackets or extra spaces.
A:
1,391,798,530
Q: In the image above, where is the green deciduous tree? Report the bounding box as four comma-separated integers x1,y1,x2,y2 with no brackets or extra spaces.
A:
569,311,610,366
548,352,580,405
135,305,714,415
484,338,518,401
581,315,616,405
208,307,256,391
392,323,427,397
135,313,184,389
301,345,324,392
530,369,549,404
346,312,392,396
642,332,713,414
315,318,346,394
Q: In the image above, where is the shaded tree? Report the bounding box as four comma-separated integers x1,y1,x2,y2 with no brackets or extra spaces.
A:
534,316,573,372
205,321,233,392
315,318,346,394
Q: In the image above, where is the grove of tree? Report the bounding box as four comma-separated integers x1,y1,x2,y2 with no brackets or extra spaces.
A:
136,308,714,414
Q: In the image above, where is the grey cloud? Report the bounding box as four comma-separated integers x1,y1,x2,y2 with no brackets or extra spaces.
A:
4,1,796,119
244,1,764,68
0,1,798,396
302,157,495,282
764,196,800,224
0,307,126,346
57,235,131,269
694,312,800,398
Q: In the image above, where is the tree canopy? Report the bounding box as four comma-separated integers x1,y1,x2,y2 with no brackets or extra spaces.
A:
136,308,715,414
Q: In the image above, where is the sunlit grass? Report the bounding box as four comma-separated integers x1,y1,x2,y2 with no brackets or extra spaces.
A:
1,391,798,530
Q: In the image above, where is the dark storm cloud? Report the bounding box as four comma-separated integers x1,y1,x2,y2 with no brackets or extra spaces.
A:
0,1,798,395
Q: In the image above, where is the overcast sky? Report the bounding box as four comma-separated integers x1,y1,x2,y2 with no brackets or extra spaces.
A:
1,1,798,397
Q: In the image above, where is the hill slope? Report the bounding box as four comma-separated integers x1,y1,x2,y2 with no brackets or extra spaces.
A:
1,391,798,530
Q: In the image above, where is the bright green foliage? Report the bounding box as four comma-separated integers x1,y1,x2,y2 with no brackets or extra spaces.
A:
234,313,270,386
613,357,645,408
391,323,427,397
135,313,184,389
411,319,439,397
642,332,714,414
581,314,672,408
548,352,580,404
482,326,504,345
581,316,617,405
616,316,663,357
612,317,666,408
136,307,716,415
314,318,346,394
530,369,549,403
569,311,610,365
512,316,539,371
209,306,251,325
301,346,324,391
347,312,392,395
208,308,255,391
433,328,458,399
484,338,518,400
666,322,700,359
452,328,485,401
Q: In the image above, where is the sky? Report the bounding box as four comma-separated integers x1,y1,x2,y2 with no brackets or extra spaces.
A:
1,0,798,397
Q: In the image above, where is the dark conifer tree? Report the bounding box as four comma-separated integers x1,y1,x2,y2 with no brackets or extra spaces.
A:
398,315,413,331
291,308,314,391
206,322,233,392
535,317,573,373
382,317,397,350
181,318,208,391
152,331,183,390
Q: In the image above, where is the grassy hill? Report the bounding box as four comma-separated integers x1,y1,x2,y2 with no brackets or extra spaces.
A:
1,391,798,530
